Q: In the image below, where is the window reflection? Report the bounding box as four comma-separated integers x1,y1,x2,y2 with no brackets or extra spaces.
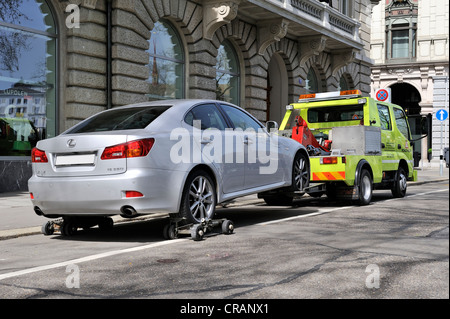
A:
305,68,319,93
147,20,185,100
216,40,240,106
0,0,56,157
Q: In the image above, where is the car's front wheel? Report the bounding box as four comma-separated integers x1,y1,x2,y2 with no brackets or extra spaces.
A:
179,170,217,224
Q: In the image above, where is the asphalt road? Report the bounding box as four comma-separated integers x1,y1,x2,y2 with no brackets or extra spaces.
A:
0,181,448,306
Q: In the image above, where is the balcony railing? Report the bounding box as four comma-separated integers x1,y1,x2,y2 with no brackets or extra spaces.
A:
263,0,361,41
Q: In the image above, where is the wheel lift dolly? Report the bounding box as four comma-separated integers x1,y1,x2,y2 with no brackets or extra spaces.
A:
41,216,114,236
163,217,234,241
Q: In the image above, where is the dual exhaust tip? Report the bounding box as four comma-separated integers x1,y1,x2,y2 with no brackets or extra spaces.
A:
33,205,138,218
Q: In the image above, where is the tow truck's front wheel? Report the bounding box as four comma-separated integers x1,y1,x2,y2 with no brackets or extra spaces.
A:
357,169,373,206
391,167,407,198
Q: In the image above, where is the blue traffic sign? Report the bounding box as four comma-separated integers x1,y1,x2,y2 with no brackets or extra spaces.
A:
436,109,448,121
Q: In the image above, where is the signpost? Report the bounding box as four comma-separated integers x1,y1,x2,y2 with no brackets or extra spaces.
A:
436,109,449,176
375,88,391,103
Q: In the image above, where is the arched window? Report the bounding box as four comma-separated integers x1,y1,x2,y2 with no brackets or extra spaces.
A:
0,0,57,156
338,74,349,91
216,40,240,106
147,20,185,100
305,68,319,93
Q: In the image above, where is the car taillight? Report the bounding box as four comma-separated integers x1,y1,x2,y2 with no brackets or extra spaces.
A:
125,191,144,198
31,148,48,163
101,138,154,160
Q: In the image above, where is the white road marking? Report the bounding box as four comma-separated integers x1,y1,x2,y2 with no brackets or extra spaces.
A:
0,239,186,281
0,188,447,281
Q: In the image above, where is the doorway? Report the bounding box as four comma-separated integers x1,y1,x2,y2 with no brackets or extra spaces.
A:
267,53,288,124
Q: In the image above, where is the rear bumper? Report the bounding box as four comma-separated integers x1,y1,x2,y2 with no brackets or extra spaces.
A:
28,168,185,217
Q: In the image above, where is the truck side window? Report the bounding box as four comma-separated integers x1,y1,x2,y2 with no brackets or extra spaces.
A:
377,104,392,130
393,108,410,139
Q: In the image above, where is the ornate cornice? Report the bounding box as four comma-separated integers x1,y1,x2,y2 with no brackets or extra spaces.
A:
257,18,289,55
299,35,327,66
203,0,240,40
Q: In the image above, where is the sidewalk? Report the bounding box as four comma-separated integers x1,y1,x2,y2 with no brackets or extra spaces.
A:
0,167,448,240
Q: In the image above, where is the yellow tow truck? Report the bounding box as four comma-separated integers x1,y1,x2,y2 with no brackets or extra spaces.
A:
263,90,427,205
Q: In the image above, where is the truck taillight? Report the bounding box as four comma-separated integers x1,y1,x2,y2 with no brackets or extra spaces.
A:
321,157,338,164
101,138,154,160
31,148,49,163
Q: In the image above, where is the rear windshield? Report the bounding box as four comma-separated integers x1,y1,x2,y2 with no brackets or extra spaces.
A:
66,106,171,133
307,105,363,123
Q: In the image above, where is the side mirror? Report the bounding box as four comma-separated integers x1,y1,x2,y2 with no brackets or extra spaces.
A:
408,113,432,142
266,121,279,132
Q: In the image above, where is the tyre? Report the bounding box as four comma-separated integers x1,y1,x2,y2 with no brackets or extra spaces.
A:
179,170,216,224
163,224,177,240
191,224,204,241
357,169,373,206
61,221,78,236
41,221,54,236
391,167,407,198
293,152,310,192
221,220,234,235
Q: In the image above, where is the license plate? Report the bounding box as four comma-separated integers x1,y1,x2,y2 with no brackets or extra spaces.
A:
55,154,96,166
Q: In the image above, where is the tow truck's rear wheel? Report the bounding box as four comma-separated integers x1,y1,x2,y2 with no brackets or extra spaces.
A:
391,167,407,198
357,169,373,206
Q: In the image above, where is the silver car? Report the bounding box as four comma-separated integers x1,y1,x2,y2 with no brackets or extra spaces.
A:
29,100,309,235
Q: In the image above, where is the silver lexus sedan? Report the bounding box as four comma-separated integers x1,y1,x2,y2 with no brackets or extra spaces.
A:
29,100,309,235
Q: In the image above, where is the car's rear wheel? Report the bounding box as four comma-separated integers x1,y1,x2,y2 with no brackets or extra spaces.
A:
180,170,216,224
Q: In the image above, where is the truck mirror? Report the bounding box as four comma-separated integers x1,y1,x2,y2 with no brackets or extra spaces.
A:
407,113,431,142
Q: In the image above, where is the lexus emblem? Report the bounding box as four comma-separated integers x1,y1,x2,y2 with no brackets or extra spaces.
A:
67,139,76,148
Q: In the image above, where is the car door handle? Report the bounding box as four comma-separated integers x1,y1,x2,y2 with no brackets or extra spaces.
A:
201,138,212,144
244,137,253,144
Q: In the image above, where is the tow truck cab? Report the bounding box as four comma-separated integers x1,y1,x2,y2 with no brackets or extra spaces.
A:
278,90,425,205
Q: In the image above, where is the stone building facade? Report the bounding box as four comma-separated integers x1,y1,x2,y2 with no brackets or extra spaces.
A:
0,0,379,192
370,0,449,166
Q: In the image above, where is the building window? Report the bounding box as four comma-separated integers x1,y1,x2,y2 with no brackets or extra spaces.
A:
385,1,418,61
305,68,319,93
338,75,349,91
216,40,240,106
0,0,57,157
147,20,185,100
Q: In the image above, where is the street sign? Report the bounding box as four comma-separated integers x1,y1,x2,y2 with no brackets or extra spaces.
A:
436,109,448,121
375,88,391,102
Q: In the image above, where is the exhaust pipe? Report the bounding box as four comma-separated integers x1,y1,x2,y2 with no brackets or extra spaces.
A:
120,206,138,218
34,206,44,216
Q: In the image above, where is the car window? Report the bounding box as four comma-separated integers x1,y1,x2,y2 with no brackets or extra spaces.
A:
66,106,171,133
377,104,392,131
307,105,364,123
220,104,262,131
393,108,410,139
184,104,227,130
